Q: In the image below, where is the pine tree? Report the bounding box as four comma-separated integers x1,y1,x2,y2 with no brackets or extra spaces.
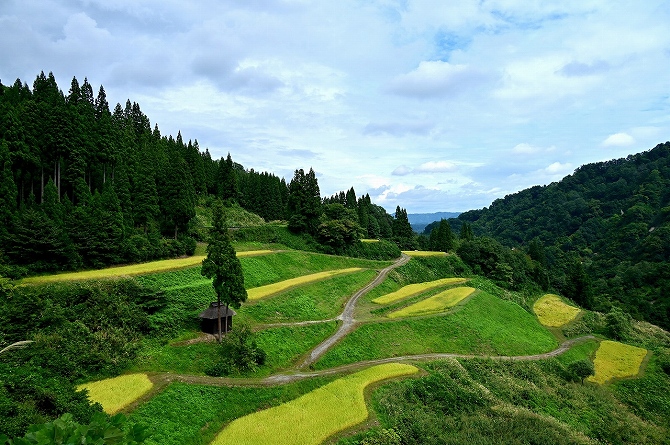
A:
0,141,17,243
201,200,247,340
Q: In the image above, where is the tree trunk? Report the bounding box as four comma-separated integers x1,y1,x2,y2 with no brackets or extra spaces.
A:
217,297,222,343
224,303,229,335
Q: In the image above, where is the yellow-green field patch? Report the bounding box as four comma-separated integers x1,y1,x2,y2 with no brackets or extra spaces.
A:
401,250,446,257
387,286,476,319
77,373,153,414
533,294,581,327
210,363,418,445
360,239,380,243
587,340,648,384
22,250,277,284
372,278,467,305
247,268,363,300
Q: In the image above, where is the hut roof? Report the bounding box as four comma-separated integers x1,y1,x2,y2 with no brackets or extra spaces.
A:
198,302,237,320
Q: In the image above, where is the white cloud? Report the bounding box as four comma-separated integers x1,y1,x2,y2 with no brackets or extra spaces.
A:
392,165,412,176
415,161,458,173
512,143,540,154
602,132,635,147
387,61,491,98
544,161,572,175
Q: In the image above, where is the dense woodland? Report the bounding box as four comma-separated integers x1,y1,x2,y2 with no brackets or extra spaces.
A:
0,72,407,278
446,142,670,330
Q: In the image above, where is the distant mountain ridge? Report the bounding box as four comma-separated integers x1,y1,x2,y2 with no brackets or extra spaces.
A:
408,212,461,232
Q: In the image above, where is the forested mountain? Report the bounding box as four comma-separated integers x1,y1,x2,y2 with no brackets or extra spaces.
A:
0,72,402,277
454,142,670,329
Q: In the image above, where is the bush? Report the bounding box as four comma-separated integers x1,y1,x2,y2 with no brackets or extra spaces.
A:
344,240,401,260
567,359,595,383
0,412,148,445
207,323,267,375
606,307,632,340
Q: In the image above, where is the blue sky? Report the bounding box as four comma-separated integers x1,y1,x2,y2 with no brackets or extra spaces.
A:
1,0,669,213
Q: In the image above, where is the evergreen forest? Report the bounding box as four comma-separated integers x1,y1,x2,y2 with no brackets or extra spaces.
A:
446,142,670,330
0,72,406,278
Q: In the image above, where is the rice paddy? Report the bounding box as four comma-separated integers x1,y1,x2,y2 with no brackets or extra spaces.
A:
401,250,447,257
386,286,476,318
21,250,276,284
246,268,363,300
210,363,418,445
78,373,154,414
533,294,581,327
372,277,468,305
587,340,648,384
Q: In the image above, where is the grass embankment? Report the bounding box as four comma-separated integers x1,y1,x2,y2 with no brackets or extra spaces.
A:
316,291,557,369
128,377,337,445
78,374,153,414
211,364,418,445
247,268,363,300
534,294,581,327
372,278,467,305
132,323,338,376
240,271,377,324
588,340,648,384
387,287,475,319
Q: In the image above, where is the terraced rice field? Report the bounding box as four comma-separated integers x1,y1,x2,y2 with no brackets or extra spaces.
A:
372,278,467,305
246,268,363,300
210,363,418,445
387,286,476,318
78,373,153,414
533,294,581,327
588,340,648,384
401,250,446,257
21,250,276,283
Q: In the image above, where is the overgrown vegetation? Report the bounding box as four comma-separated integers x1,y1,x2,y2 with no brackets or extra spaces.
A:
341,356,670,445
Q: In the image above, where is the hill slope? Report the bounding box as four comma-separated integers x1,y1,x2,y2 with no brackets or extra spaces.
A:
456,142,670,329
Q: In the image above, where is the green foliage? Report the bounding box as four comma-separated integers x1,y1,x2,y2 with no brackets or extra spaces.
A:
201,200,247,335
205,323,266,376
606,306,633,340
0,279,163,436
349,357,670,445
567,359,595,383
0,413,148,445
344,239,401,260
457,142,670,330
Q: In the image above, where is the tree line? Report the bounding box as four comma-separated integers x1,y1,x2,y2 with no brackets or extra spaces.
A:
0,72,411,276
450,142,670,330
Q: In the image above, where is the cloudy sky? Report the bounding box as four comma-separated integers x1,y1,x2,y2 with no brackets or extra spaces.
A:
1,1,669,213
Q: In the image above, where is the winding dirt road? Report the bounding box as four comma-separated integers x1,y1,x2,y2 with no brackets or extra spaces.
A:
149,253,597,389
298,253,411,368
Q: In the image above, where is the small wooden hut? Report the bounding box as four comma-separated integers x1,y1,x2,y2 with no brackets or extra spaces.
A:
198,302,236,335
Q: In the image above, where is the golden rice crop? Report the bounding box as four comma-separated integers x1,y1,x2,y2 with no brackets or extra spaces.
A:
587,340,647,384
247,268,364,300
77,373,153,414
533,294,581,327
372,278,467,305
210,363,418,445
401,250,446,257
22,250,276,283
360,239,380,243
387,286,475,319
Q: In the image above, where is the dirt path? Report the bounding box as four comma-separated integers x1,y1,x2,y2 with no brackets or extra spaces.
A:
297,254,410,369
149,335,597,388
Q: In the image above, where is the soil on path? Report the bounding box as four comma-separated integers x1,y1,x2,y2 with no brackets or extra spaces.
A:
297,254,411,369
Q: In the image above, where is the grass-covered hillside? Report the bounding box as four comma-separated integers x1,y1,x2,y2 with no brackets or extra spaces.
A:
2,247,670,444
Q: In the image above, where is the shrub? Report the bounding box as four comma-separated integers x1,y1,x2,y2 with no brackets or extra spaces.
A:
567,359,595,383
0,412,148,445
206,323,267,376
